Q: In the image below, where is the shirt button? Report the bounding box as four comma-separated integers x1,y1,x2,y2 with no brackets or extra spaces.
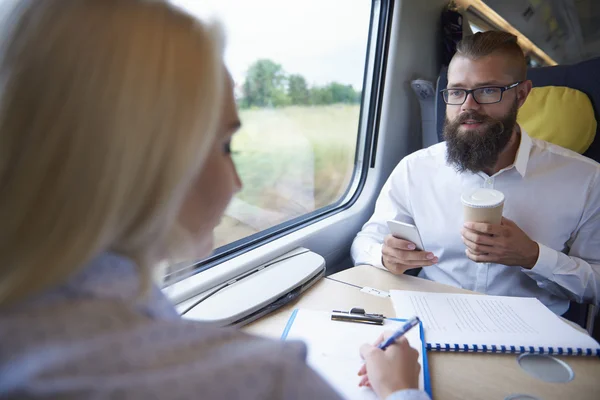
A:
486,178,493,185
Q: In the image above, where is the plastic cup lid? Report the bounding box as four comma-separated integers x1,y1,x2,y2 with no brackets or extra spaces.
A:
504,394,540,400
461,188,505,208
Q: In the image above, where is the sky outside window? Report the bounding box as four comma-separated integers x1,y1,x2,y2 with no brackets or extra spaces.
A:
171,0,371,90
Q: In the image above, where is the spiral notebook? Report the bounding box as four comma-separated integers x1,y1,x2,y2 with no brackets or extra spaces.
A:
391,291,600,356
281,309,432,399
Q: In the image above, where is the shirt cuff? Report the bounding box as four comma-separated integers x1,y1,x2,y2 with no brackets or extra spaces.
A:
367,243,387,271
523,242,559,280
386,389,431,400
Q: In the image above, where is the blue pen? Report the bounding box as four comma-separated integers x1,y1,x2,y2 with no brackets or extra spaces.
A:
378,316,421,350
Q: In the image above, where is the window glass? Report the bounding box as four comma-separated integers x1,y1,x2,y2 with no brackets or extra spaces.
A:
172,0,372,251
469,22,484,33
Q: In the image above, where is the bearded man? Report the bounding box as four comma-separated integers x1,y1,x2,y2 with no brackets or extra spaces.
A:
351,31,600,315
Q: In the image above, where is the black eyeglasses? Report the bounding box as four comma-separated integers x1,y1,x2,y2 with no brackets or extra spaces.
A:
440,81,521,105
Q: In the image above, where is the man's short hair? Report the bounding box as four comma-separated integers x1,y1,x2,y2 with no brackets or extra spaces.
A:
455,31,527,80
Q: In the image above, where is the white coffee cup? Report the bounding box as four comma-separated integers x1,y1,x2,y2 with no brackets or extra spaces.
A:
461,188,505,225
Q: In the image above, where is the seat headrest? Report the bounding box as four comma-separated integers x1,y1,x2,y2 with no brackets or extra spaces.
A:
517,86,597,154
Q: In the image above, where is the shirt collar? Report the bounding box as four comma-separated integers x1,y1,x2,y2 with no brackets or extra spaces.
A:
513,127,532,177
468,126,532,179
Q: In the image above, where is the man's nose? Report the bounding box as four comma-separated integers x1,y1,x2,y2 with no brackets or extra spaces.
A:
461,92,480,111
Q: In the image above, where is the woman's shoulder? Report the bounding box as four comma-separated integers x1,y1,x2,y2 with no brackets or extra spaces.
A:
0,250,342,399
0,301,340,399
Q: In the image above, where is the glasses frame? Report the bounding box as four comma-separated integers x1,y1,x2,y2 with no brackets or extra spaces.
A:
440,81,522,105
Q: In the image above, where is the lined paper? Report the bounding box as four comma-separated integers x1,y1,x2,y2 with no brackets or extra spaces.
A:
391,291,600,352
283,309,425,400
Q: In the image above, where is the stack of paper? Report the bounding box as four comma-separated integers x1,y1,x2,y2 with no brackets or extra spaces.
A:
391,291,600,356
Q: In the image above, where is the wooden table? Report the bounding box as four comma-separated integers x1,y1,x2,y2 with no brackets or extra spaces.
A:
244,265,600,400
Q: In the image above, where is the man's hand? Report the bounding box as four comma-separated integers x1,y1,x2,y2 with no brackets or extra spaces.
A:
461,217,539,269
357,334,421,399
382,235,438,275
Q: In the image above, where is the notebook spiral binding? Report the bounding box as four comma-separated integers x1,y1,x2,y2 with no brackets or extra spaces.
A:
426,343,600,357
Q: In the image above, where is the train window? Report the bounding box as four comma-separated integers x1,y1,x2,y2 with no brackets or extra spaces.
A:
469,22,484,33
167,0,376,275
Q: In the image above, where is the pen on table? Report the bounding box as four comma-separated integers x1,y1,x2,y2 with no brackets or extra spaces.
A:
378,316,421,350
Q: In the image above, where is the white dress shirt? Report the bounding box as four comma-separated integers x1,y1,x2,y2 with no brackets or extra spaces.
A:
351,129,600,315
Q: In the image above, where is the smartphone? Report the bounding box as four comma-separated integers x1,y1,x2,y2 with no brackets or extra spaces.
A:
386,220,425,251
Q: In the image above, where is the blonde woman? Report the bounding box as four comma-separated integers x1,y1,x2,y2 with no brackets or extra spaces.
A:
0,1,429,399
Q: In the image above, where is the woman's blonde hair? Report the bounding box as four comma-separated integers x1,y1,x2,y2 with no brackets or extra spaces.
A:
0,0,225,305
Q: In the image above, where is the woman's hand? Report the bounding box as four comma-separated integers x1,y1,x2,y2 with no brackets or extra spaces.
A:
358,331,421,399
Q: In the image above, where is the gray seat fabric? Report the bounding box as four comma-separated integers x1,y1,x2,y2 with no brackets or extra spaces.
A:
410,79,437,149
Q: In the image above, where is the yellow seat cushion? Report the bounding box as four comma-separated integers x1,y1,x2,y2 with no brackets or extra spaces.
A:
517,86,597,154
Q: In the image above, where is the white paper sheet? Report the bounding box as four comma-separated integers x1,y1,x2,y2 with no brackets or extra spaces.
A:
283,309,425,400
391,290,600,351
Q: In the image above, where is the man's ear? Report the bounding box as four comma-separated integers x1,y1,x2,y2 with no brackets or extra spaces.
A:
517,80,533,109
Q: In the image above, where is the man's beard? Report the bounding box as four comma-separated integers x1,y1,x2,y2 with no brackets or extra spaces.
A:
443,100,519,174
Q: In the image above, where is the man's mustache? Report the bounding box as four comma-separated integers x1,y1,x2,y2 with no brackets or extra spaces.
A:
453,112,493,125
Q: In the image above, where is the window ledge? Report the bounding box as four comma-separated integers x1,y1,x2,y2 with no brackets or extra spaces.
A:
176,248,325,326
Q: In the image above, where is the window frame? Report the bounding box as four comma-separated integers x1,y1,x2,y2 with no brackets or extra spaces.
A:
165,0,394,283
